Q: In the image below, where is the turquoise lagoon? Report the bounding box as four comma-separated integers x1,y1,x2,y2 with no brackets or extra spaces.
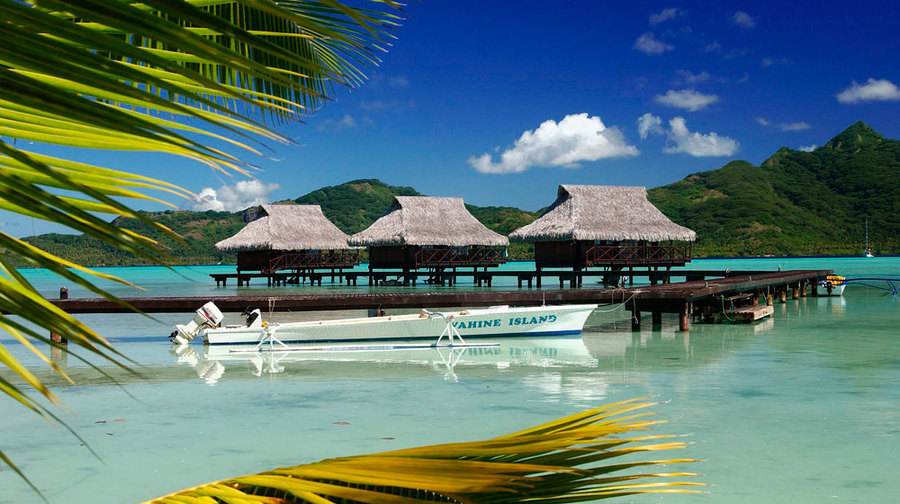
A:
0,258,898,503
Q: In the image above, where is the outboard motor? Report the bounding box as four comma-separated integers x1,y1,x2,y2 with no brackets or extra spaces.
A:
242,307,263,328
170,302,224,345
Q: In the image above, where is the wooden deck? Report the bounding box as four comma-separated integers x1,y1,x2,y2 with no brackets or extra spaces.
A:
731,305,774,322
47,269,829,331
210,268,787,288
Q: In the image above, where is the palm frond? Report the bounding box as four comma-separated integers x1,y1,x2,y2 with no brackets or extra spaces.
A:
0,0,401,482
144,399,704,504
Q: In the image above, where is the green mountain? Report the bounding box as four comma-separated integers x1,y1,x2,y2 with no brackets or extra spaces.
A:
291,178,422,234
11,122,899,265
13,180,538,266
21,210,246,267
290,179,539,237
647,121,899,255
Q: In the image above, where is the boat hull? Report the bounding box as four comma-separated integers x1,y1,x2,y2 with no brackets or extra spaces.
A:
203,304,598,345
816,284,845,296
816,279,846,296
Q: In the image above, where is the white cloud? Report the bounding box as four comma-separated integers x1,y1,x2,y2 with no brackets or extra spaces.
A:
468,113,639,174
780,122,810,131
337,114,357,128
758,117,811,131
654,89,719,111
799,145,818,152
192,180,280,212
836,78,900,103
664,117,738,157
317,114,357,130
637,113,663,139
649,8,683,25
633,32,674,55
637,115,738,157
359,101,389,111
761,57,790,67
731,11,756,29
389,76,409,88
674,69,711,84
721,47,750,60
704,41,722,53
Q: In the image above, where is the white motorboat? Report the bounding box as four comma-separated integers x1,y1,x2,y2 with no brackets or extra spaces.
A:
171,302,599,345
816,275,846,296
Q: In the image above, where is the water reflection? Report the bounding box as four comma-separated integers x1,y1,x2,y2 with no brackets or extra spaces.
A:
172,337,600,385
824,295,846,315
581,314,776,371
166,312,784,385
3,318,785,389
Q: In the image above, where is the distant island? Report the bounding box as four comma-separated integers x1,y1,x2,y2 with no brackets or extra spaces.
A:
15,121,898,267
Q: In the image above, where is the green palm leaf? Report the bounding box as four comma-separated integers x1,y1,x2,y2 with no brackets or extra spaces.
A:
0,0,401,484
144,399,704,504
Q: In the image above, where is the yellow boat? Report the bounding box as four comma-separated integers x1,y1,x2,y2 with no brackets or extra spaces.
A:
817,275,846,296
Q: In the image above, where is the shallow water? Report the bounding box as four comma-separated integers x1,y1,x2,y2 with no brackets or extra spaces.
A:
1,258,898,504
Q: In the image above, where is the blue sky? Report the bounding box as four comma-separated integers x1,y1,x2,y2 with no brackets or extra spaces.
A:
7,1,900,237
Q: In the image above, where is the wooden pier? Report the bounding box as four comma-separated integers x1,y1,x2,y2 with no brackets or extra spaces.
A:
210,267,792,288
48,269,829,331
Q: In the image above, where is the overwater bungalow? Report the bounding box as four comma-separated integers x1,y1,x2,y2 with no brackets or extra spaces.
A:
216,204,357,282
349,196,508,285
509,185,696,277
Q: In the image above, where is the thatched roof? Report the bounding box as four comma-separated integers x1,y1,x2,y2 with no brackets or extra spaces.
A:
216,204,351,251
349,196,509,247
509,185,696,242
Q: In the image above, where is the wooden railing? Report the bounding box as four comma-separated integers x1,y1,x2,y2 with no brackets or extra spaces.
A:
583,243,692,266
414,247,506,268
265,250,359,273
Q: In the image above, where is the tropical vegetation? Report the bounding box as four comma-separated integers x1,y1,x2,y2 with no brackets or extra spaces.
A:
0,0,400,489
649,121,899,256
15,179,542,266
20,122,900,266
293,178,422,233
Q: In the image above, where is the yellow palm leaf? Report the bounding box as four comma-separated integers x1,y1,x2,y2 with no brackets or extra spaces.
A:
145,400,703,504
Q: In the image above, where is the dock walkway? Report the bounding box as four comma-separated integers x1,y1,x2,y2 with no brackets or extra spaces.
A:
210,268,795,288
49,269,829,331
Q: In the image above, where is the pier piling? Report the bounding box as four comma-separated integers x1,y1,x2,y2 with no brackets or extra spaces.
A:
50,287,68,366
679,305,690,332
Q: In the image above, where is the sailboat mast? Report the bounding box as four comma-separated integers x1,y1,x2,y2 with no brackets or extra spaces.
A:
864,219,874,257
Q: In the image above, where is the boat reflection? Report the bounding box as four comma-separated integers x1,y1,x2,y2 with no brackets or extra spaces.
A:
169,311,784,385
824,295,846,315
172,336,599,385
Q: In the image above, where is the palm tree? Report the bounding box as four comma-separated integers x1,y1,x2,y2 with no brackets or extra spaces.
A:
0,0,399,486
1,5,704,503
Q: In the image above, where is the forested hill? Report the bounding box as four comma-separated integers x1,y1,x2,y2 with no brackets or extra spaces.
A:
289,179,538,236
17,179,539,266
290,178,422,234
648,121,899,256
13,122,899,266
